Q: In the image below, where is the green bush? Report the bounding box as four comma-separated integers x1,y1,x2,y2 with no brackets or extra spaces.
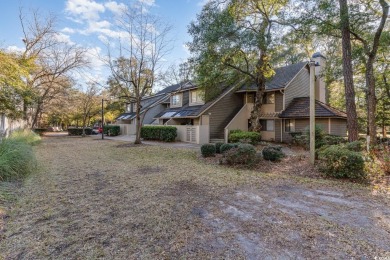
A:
323,135,347,145
220,143,239,154
200,144,216,157
67,128,93,136
345,141,363,152
293,126,347,149
318,145,366,179
140,126,177,142
229,131,261,145
10,129,41,145
32,128,47,136
262,146,285,161
215,142,224,154
224,143,257,165
103,125,120,136
0,138,37,180
229,129,243,134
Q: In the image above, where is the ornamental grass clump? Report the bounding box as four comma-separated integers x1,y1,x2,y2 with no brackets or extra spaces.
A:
0,138,37,180
10,129,41,145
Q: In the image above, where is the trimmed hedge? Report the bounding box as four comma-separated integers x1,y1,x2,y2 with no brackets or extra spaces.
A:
104,125,120,136
318,145,365,179
215,142,224,154
224,143,257,165
220,143,239,154
229,131,261,145
201,144,216,157
67,128,92,136
262,146,285,161
141,126,177,142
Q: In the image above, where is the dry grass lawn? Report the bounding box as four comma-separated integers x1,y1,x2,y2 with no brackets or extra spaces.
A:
0,136,390,259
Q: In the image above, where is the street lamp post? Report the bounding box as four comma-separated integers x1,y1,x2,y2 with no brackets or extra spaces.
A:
309,60,316,165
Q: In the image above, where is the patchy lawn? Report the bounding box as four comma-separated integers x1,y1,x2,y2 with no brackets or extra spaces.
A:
0,136,389,259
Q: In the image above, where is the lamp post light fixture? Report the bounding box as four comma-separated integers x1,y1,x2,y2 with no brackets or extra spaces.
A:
309,60,318,165
101,98,109,140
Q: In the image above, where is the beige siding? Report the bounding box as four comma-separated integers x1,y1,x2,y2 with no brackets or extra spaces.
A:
274,119,282,142
208,89,243,139
275,91,284,112
295,119,329,134
284,67,310,107
330,118,347,137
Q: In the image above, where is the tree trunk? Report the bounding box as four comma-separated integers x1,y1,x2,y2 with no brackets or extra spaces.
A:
366,57,377,145
31,103,42,129
82,116,87,137
338,0,359,142
250,52,266,132
134,99,142,144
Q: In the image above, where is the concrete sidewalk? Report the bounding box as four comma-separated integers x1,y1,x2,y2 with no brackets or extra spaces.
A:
91,134,201,149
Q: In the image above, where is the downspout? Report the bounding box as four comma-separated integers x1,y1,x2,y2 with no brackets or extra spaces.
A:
281,119,283,143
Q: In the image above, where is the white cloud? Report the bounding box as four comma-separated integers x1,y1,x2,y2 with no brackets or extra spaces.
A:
65,0,105,21
55,33,75,45
62,27,76,34
138,0,155,6
85,46,106,72
98,34,109,44
6,45,24,53
104,1,127,15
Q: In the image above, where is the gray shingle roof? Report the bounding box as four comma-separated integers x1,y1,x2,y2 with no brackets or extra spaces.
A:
116,112,136,120
279,97,347,118
154,85,234,119
238,61,308,92
155,81,194,95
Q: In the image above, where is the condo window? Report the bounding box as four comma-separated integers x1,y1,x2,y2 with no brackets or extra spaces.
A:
191,90,204,104
260,119,274,131
262,93,275,104
171,94,182,107
285,119,291,132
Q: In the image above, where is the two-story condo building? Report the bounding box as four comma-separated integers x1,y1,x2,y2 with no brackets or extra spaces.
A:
116,53,347,144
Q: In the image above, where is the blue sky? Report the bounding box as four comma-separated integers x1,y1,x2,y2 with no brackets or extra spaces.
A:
0,0,208,86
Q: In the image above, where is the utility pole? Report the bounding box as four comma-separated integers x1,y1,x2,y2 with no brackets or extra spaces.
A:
310,61,316,165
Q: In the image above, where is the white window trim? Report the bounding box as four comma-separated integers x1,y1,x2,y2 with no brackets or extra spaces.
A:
284,119,295,133
190,90,205,106
171,93,183,108
260,119,275,132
